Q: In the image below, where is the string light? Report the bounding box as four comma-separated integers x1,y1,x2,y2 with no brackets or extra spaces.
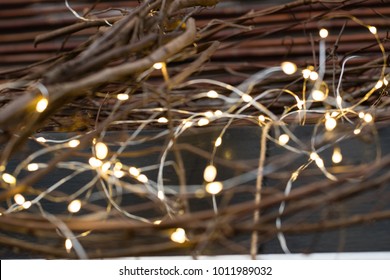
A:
214,110,223,116
332,147,343,164
325,117,337,131
2,173,16,185
281,61,297,75
89,157,103,168
319,28,329,38
312,89,326,101
22,201,32,209
375,80,383,89
101,162,111,173
157,117,168,123
129,167,141,177
153,62,164,70
215,137,222,147
258,115,266,122
368,25,377,35
242,94,253,102
170,228,187,244
68,199,81,213
363,113,373,123
36,97,48,113
68,139,80,148
36,137,46,143
95,142,108,160
384,77,389,86
117,93,129,101
27,163,39,171
197,118,210,126
137,174,148,183
65,238,73,253
207,90,219,98
309,71,319,81
14,194,25,205
302,68,311,79
203,165,217,182
354,128,361,135
205,181,223,195
278,134,290,146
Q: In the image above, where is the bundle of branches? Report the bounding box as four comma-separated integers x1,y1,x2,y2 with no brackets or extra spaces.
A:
0,0,390,259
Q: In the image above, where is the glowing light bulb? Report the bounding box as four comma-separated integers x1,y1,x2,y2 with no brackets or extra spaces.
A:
101,162,111,173
89,157,103,168
215,137,222,147
258,115,266,122
158,117,168,123
154,220,162,225
310,152,319,160
354,128,361,135
309,71,319,81
129,167,140,177
153,62,164,70
242,94,253,102
203,165,217,182
315,157,325,168
358,112,365,119
27,163,39,171
214,110,223,116
65,238,73,253
36,137,46,143
36,98,48,113
278,134,290,146
14,194,25,205
297,99,304,110
170,228,187,244
197,118,210,126
281,61,297,75
2,173,16,185
375,80,383,89
384,78,389,86
204,111,214,118
319,28,329,38
23,201,32,209
364,113,373,123
114,170,125,178
207,90,219,98
312,89,326,101
137,174,148,183
95,142,108,160
332,147,343,164
68,199,81,213
302,68,311,79
205,181,223,195
157,191,165,200
369,26,377,35
68,139,80,148
117,93,129,101
325,117,337,131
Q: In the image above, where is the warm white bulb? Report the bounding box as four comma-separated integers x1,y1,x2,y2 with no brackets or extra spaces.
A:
114,170,125,178
14,194,25,205
383,78,389,86
242,94,253,102
2,173,16,185
153,62,164,70
22,201,32,209
137,174,148,183
36,137,46,143
214,110,223,116
358,112,365,119
278,134,290,146
302,69,311,79
332,148,343,164
197,118,210,127
354,128,361,135
281,61,297,75
27,163,39,172
309,71,319,81
375,80,383,89
65,238,73,253
258,115,266,122
207,90,219,98
204,111,214,118
203,165,217,182
325,117,337,131
205,181,223,195
95,142,108,160
157,117,168,123
215,137,222,147
312,90,326,101
89,157,103,168
36,98,48,113
129,167,140,177
364,113,373,123
369,26,377,35
68,139,80,148
68,199,81,213
170,228,187,244
319,28,329,38
117,93,129,101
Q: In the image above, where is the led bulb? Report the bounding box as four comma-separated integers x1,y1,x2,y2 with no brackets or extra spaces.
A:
242,94,253,102
258,115,266,122
23,201,32,209
14,194,25,205
278,134,290,146
36,137,46,143
153,62,164,70
2,173,16,185
332,147,343,164
27,163,39,172
170,228,187,244
375,80,383,89
95,142,108,160
117,93,129,101
315,157,325,168
309,71,319,81
137,174,148,183
68,139,80,148
68,199,81,213
207,90,219,98
129,167,141,177
312,90,326,101
369,26,377,35
89,157,103,168
197,118,210,127
205,181,223,195
203,165,217,182
65,238,73,253
325,117,337,131
36,98,48,113
157,117,168,123
302,68,311,79
215,137,222,147
281,61,297,75
319,28,329,38
364,113,373,123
